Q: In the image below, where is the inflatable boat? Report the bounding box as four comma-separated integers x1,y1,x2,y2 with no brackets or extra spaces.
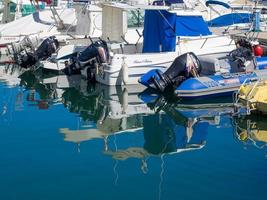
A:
139,40,267,98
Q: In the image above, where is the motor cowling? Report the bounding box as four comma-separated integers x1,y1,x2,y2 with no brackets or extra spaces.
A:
229,39,254,70
18,36,59,68
35,36,59,60
63,39,109,78
77,39,109,67
149,52,202,92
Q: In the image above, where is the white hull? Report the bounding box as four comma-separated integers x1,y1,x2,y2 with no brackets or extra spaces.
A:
94,35,236,85
0,4,102,55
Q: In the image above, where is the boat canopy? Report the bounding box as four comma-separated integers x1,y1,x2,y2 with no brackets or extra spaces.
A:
205,0,231,9
207,13,253,27
142,10,212,53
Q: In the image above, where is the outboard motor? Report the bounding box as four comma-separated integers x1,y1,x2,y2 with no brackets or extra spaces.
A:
77,39,109,67
9,35,40,55
63,39,109,80
18,36,59,68
228,39,254,72
231,39,253,61
147,52,202,92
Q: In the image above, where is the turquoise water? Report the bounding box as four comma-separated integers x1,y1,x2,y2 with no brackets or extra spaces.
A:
0,68,267,200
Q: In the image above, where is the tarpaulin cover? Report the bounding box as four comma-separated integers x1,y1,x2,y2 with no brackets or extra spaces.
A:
207,13,253,27
142,10,212,53
175,15,212,36
153,0,184,6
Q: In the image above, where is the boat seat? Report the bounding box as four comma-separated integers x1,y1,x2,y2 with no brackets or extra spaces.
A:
198,55,225,76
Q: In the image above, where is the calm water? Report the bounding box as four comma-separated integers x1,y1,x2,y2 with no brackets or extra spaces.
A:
0,66,267,200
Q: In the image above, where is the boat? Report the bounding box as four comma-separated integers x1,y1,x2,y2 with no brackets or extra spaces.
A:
235,79,267,114
0,0,102,57
139,38,267,98
205,0,267,32
39,1,236,85
10,36,60,68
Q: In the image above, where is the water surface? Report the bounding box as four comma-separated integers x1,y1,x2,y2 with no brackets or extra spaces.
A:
0,67,267,200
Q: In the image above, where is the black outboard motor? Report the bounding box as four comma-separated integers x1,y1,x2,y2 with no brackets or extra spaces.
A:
230,39,253,61
63,39,109,79
150,52,202,92
228,39,254,72
18,36,59,68
77,39,109,66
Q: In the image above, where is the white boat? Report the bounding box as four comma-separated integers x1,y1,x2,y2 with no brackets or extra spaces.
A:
40,2,236,86
84,3,235,85
0,0,102,55
203,0,267,32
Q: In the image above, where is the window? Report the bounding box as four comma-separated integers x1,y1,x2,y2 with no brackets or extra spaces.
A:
127,10,144,28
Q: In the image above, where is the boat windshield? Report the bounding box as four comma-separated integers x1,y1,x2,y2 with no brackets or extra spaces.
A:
127,10,144,28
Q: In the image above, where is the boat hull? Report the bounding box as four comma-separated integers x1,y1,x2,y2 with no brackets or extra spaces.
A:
175,70,267,98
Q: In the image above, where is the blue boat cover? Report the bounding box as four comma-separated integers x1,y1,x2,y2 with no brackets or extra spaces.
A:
142,10,212,53
207,13,253,27
152,0,184,6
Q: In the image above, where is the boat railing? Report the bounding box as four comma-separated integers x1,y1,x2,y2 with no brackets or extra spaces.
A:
178,34,235,49
246,80,261,100
234,78,254,102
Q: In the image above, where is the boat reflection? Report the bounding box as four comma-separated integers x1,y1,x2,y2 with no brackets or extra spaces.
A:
234,114,267,150
19,70,83,109
0,64,25,87
0,65,25,120
59,85,240,161
60,84,151,151
104,94,239,162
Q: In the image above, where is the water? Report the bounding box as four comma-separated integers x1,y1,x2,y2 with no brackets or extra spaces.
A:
0,66,267,200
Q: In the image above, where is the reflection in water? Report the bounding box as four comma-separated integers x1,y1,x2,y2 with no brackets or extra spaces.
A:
19,70,83,109
234,114,267,151
0,64,25,87
59,84,239,162
1,66,267,199
0,65,25,122
59,85,248,200
60,84,151,151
